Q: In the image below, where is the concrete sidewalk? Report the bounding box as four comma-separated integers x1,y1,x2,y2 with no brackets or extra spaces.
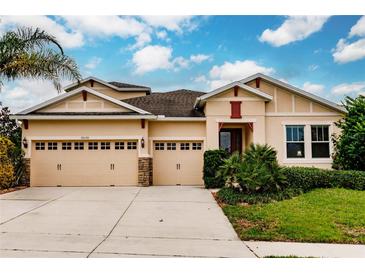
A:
245,241,365,258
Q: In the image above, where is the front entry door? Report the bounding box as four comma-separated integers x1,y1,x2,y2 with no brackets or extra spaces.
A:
219,128,242,154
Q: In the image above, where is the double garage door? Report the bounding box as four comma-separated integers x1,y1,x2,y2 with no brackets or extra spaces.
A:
31,140,138,186
153,141,204,186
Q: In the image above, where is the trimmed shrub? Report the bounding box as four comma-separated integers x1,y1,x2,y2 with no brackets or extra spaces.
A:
238,144,287,194
203,149,229,188
217,187,300,205
283,167,365,191
0,137,15,189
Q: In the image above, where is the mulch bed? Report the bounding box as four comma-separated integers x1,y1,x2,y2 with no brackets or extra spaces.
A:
0,185,29,195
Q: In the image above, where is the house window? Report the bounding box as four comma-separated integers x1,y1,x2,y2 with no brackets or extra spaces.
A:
192,142,202,150
115,142,124,150
62,142,72,150
35,142,45,150
230,101,242,119
180,143,190,150
127,141,137,150
155,142,165,150
48,142,57,150
311,125,330,158
74,142,84,150
286,125,305,158
167,142,176,150
101,142,111,150
88,142,98,150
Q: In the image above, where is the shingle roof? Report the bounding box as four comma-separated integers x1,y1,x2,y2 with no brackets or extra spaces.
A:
122,89,206,117
108,81,150,90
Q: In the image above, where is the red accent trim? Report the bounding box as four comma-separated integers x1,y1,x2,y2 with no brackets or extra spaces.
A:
234,86,238,96
230,101,242,119
82,91,87,101
141,119,145,129
90,79,94,87
255,78,261,88
219,122,224,131
23,119,29,130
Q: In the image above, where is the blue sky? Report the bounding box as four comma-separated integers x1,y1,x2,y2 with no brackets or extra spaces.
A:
1,15,365,112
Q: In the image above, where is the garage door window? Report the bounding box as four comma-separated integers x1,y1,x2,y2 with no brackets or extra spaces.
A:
88,142,98,150
35,142,45,150
167,142,176,150
127,141,137,150
48,142,57,150
192,142,202,150
74,142,84,150
101,142,111,150
115,142,124,150
62,142,72,150
155,142,165,150
180,143,190,150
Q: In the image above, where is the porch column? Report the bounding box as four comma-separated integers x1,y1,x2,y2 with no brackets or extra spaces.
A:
252,116,266,144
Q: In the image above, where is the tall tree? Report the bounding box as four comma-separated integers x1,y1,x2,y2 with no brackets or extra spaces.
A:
332,95,365,171
0,27,81,91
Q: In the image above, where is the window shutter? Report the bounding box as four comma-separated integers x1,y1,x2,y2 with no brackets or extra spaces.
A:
230,101,242,118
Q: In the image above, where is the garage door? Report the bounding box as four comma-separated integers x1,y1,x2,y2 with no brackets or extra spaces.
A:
31,140,138,186
153,141,204,186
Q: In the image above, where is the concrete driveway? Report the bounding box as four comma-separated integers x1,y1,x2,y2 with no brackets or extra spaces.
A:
0,186,255,258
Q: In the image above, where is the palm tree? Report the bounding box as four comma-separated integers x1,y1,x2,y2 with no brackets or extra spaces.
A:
0,27,81,91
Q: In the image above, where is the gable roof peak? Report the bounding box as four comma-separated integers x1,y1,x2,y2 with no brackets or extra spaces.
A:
64,76,151,93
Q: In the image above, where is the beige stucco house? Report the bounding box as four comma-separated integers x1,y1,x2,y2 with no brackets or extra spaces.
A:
12,73,345,187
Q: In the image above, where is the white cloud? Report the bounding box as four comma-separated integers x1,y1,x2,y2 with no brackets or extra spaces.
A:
259,16,330,47
132,33,152,49
208,60,275,89
173,56,190,70
156,30,168,40
132,45,173,74
0,16,84,48
132,44,211,74
193,75,208,83
332,16,365,63
331,82,365,95
140,16,196,32
302,82,325,94
0,79,66,113
190,54,211,64
308,64,319,71
349,16,365,37
332,38,365,63
63,16,148,39
84,57,102,69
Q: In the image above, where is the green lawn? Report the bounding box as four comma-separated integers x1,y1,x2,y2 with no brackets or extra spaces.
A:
222,188,365,244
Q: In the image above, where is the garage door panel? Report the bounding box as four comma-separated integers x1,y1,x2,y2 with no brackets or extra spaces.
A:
153,141,204,186
153,149,180,186
31,140,138,186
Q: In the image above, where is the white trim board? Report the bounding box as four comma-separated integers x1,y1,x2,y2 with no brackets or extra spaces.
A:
266,112,341,117
15,86,151,115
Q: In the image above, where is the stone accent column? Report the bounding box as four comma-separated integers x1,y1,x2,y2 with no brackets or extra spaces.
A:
24,158,31,185
138,157,153,186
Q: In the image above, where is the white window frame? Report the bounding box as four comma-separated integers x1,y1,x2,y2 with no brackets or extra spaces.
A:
285,125,305,159
282,121,333,164
311,125,331,159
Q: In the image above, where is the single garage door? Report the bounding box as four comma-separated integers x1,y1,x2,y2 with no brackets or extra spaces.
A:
153,141,204,186
31,140,138,186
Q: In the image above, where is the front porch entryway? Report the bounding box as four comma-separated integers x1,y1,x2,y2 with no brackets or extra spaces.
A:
219,123,253,154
